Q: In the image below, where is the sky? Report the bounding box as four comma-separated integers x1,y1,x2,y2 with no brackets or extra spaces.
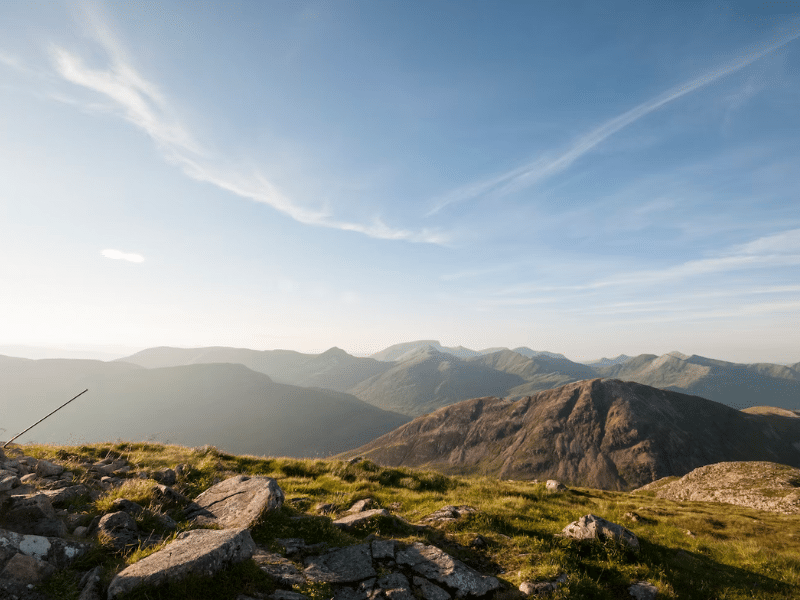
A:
1,1,799,364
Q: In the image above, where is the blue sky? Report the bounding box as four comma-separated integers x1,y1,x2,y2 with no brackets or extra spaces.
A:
1,1,799,362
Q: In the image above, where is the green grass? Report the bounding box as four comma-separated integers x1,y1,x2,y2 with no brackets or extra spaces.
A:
13,441,800,600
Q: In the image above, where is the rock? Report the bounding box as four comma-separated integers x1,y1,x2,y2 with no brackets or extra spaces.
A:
2,494,67,537
469,536,487,549
304,544,375,583
77,565,103,600
348,498,375,513
372,572,414,600
41,485,90,507
413,576,451,600
0,527,90,567
151,484,190,507
0,474,20,491
333,509,389,530
153,468,176,486
73,526,89,538
272,592,309,600
110,498,144,515
561,514,639,550
545,480,566,493
422,506,477,523
35,460,63,478
184,475,284,529
107,527,256,599
371,539,397,560
315,502,335,514
253,550,305,586
629,581,658,599
0,553,55,584
396,543,501,598
19,474,37,485
97,511,139,551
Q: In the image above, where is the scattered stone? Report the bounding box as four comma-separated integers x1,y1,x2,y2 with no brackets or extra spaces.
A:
561,514,639,550
304,544,376,583
623,512,640,522
77,565,103,600
629,581,658,599
333,509,390,530
3,494,67,537
315,502,335,514
0,553,55,584
396,543,501,598
348,498,375,513
153,468,176,486
110,498,144,515
0,527,91,567
151,484,190,507
422,506,477,523
469,536,487,549
252,550,305,587
518,575,567,597
271,591,309,600
372,539,397,560
73,526,89,539
0,474,20,491
185,475,284,528
545,480,566,493
35,460,63,478
41,484,90,507
97,511,140,551
19,474,37,485
373,572,414,600
413,576,451,600
107,527,256,599
685,530,696,538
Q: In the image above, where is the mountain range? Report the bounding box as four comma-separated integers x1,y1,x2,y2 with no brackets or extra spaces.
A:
339,378,800,490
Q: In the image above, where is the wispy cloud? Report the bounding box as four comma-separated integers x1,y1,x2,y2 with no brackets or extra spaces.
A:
102,249,144,263
428,17,800,215
50,9,444,245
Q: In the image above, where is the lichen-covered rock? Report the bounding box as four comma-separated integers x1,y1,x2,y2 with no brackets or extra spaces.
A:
413,576,451,600
304,544,376,583
395,543,501,598
545,480,566,493
628,581,658,599
35,460,64,478
184,475,284,528
0,552,56,584
0,527,90,568
107,527,256,599
561,514,639,550
333,509,390,530
421,506,476,523
253,550,305,586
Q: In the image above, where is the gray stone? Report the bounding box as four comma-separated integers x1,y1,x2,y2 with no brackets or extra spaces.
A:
371,539,397,560
348,498,375,513
35,460,64,478
561,514,639,550
545,480,566,492
0,474,20,491
272,592,309,600
315,502,335,514
151,484,190,507
78,566,104,600
396,543,501,598
0,553,55,583
20,473,38,485
334,578,376,600
110,498,144,515
41,484,90,507
253,550,305,586
304,544,375,583
422,506,477,523
0,527,90,568
153,468,176,486
73,526,89,539
333,509,389,530
185,475,284,529
519,581,556,596
413,576,451,600
372,573,414,600
98,511,139,551
629,581,658,599
3,494,67,537
107,527,256,599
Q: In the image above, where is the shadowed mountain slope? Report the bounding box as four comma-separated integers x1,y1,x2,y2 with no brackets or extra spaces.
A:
0,356,408,456
348,346,525,416
597,352,800,410
341,379,800,490
119,345,391,392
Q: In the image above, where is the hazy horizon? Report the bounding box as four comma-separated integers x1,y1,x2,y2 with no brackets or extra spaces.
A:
2,2,798,365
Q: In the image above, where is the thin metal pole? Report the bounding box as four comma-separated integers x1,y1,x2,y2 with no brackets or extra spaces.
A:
3,389,88,448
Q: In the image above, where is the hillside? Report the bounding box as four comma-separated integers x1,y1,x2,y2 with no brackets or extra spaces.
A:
341,379,800,490
0,356,408,456
346,346,524,416
596,352,800,410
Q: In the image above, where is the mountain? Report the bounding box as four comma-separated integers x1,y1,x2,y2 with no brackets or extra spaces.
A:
0,355,408,456
596,352,800,410
119,345,391,392
340,378,800,490
370,341,568,362
509,347,569,361
347,346,524,416
584,354,633,367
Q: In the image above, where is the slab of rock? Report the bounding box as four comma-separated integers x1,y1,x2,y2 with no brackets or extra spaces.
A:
629,581,658,599
413,576,451,600
0,528,89,568
561,514,639,550
333,509,389,530
304,544,376,583
41,484,90,507
107,527,256,599
253,550,305,586
0,552,56,583
372,539,397,560
422,506,477,524
35,460,64,478
396,543,501,598
98,511,140,551
348,498,375,513
0,474,20,491
372,572,415,600
153,468,176,486
2,494,67,537
184,475,284,528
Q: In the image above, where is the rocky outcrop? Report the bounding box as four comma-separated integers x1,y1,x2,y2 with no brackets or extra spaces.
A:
636,461,800,514
561,514,639,550
185,475,284,528
396,543,501,598
107,528,256,599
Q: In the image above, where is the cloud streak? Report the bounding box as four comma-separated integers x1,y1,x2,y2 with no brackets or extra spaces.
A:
51,10,444,245
429,17,800,215
102,249,144,263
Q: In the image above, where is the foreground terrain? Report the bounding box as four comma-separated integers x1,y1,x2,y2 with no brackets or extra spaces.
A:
1,442,799,599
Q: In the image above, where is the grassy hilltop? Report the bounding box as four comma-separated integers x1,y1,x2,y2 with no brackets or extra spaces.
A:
6,441,800,600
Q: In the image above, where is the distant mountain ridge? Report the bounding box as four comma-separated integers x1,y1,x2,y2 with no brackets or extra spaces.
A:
340,378,800,490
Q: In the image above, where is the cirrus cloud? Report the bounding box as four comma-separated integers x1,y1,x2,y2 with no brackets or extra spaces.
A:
101,249,144,263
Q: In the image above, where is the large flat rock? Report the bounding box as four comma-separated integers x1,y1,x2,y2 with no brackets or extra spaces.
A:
395,543,500,598
107,527,256,599
304,544,375,583
184,475,284,528
0,528,90,568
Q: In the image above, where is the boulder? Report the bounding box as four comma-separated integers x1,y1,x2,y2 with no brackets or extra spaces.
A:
184,475,284,528
97,511,140,551
629,581,658,599
107,527,256,599
333,509,390,530
561,514,639,550
348,498,375,513
153,468,177,486
0,527,90,568
413,576,451,600
396,543,501,598
41,484,90,507
372,572,414,600
253,550,305,586
2,494,67,537
35,460,64,478
0,552,55,584
78,565,104,600
422,506,477,524
0,474,20,492
545,480,566,493
304,544,376,583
